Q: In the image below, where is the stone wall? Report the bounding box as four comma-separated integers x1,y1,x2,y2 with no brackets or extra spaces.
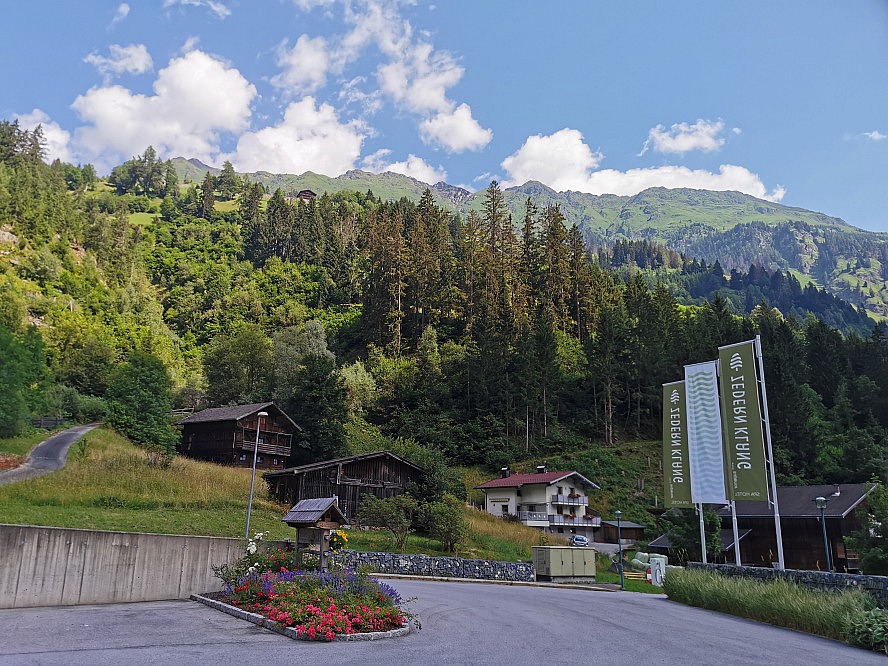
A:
333,550,535,582
689,562,888,608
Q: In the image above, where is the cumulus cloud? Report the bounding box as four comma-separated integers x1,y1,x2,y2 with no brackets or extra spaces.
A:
503,128,785,202
223,97,365,174
272,35,331,96
109,3,130,29
362,149,446,183
639,118,727,156
863,130,886,142
163,0,231,19
501,129,604,190
15,109,73,164
84,44,153,81
419,103,492,153
71,49,255,171
290,0,491,152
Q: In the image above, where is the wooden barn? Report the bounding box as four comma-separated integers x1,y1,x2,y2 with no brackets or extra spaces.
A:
715,482,876,571
177,402,297,471
263,451,425,521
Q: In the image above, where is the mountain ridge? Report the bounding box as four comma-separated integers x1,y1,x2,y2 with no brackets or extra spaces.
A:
172,158,888,319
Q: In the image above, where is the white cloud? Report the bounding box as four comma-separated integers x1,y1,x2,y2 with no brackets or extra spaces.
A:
272,35,331,96
224,97,365,175
338,76,384,115
419,103,492,152
14,109,73,164
290,0,491,153
502,128,785,202
362,149,446,183
163,0,231,19
84,44,153,81
71,49,255,171
863,130,886,142
110,3,130,29
502,129,603,189
640,118,727,156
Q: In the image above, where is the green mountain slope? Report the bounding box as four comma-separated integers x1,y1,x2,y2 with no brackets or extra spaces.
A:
172,159,888,318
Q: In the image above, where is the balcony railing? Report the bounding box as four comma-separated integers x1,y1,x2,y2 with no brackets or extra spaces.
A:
549,514,601,527
235,429,292,457
551,494,589,506
517,511,549,522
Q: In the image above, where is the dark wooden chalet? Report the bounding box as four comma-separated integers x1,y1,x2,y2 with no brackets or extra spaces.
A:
177,402,297,471
263,451,425,521
714,482,876,571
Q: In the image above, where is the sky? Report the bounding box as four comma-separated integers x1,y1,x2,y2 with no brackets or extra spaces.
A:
3,1,888,232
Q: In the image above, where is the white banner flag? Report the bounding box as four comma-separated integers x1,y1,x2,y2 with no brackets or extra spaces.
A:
685,361,727,504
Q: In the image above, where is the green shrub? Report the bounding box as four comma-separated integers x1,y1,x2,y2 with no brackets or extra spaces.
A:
663,568,878,649
845,607,888,654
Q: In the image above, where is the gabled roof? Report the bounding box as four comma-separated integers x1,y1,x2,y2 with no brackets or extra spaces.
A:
476,470,600,490
601,519,647,530
177,402,300,430
649,529,752,553
263,450,424,479
715,483,876,519
282,497,346,527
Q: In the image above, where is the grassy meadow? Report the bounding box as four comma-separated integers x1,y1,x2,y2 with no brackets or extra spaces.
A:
0,427,566,562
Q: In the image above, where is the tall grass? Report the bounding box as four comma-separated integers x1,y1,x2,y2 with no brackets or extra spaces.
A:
663,568,875,643
0,428,294,539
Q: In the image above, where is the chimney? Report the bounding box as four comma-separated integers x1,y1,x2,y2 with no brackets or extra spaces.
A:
536,465,547,474
501,467,510,478
832,484,840,497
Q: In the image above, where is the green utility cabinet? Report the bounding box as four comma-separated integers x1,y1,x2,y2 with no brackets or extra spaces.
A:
532,546,596,582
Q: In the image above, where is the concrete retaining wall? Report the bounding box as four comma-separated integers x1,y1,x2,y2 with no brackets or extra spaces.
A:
0,524,243,608
334,550,535,582
689,562,888,608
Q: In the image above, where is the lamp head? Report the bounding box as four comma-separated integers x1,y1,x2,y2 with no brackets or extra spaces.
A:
614,510,622,519
814,496,827,510
258,411,269,417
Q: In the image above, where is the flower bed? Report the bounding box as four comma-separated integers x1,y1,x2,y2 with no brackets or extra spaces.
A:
217,567,409,641
211,531,413,641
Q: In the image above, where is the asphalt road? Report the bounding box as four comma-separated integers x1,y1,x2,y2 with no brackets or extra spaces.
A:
0,579,881,665
0,424,97,485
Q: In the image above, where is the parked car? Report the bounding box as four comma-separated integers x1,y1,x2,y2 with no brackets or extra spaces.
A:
568,534,589,547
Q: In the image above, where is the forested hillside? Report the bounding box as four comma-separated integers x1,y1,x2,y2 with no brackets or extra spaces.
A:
2,130,886,504
177,159,888,320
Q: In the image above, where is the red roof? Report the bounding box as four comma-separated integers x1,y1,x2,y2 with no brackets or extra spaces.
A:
477,470,593,489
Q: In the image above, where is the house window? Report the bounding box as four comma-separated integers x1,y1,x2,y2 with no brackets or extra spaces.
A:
273,458,279,465
527,504,536,512
501,504,509,514
556,506,563,514
239,454,247,461
557,486,563,494
257,456,264,463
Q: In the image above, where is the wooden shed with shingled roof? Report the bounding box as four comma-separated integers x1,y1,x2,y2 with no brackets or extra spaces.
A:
177,402,299,471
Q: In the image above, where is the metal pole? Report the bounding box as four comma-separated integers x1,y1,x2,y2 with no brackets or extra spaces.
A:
245,411,268,539
730,500,741,565
698,503,708,564
815,497,832,572
755,334,785,570
615,510,624,590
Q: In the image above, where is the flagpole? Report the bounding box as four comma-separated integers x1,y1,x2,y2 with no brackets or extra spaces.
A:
697,503,708,564
730,500,741,565
755,334,785,570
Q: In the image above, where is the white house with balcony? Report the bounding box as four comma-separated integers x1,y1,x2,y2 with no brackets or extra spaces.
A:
476,466,602,540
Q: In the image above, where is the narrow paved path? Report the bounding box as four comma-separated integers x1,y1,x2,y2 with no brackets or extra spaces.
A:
0,424,98,485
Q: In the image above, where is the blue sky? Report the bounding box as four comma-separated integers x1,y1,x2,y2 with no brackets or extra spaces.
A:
3,1,888,231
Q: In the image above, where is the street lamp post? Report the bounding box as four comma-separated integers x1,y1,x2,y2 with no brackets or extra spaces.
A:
615,510,624,590
245,411,269,539
814,496,831,572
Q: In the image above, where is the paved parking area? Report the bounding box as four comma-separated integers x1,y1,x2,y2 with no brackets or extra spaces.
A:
0,578,882,665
